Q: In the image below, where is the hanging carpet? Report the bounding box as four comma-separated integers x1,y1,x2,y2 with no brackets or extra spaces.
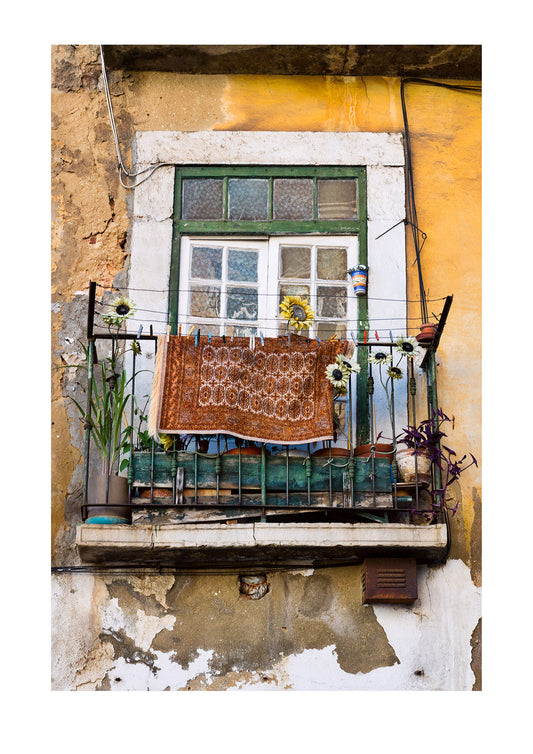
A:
149,335,353,445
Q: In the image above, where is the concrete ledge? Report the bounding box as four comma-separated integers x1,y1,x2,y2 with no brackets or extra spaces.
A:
76,522,447,567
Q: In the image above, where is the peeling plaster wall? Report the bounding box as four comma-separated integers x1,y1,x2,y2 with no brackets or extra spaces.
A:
51,45,482,691
52,560,480,691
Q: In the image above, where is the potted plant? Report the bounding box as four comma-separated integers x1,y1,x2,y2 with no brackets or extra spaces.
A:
396,408,478,517
347,265,368,296
70,343,135,522
68,295,139,523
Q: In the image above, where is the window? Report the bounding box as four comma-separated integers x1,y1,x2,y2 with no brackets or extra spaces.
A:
129,137,409,454
170,166,366,447
169,165,367,334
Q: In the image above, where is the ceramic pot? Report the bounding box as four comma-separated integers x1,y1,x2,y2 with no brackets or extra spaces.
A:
223,446,269,456
312,447,351,457
416,322,438,346
86,474,130,523
354,443,394,463
396,447,432,483
348,265,368,296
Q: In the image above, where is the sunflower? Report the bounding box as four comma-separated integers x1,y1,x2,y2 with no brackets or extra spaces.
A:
279,295,315,331
395,336,421,359
325,362,350,393
102,296,136,327
387,365,403,380
368,350,392,365
336,353,361,374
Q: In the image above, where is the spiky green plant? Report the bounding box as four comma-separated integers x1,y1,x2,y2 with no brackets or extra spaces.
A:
70,344,134,476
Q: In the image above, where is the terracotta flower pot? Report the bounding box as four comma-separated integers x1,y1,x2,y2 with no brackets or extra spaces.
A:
312,447,351,457
86,474,130,524
396,447,432,483
354,443,394,463
416,322,438,346
223,446,270,456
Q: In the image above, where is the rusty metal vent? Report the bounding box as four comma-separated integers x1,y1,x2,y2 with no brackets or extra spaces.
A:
362,558,418,604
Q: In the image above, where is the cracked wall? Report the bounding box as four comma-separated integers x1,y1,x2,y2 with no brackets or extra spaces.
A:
52,560,480,691
51,45,481,690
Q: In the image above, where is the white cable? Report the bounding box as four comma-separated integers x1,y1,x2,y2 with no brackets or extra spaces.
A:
99,44,176,190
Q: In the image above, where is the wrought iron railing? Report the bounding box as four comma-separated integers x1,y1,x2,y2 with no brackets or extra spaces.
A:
79,282,451,525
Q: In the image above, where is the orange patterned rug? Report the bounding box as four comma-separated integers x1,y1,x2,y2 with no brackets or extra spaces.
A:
149,335,353,445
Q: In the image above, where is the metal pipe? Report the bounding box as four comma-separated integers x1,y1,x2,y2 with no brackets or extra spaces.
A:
286,444,290,506
82,338,95,520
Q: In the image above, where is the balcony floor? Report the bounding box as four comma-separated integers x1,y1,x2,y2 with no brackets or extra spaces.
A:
76,521,447,568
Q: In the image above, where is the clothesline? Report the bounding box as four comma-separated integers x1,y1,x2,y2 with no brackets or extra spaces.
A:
94,282,447,304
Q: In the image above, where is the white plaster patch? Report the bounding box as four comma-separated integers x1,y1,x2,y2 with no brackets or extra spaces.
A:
108,649,214,691
99,597,176,652
51,574,101,690
217,560,480,691
365,559,481,690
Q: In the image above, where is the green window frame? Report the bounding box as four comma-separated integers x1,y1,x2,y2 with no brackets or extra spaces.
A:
169,164,369,444
170,165,367,322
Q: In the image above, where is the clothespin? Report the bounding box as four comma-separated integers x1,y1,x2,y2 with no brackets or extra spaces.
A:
222,334,226,344
316,336,321,344
178,324,182,337
187,324,194,339
389,330,393,342
375,330,379,341
195,329,199,347
137,325,143,338
166,324,171,344
259,331,264,347
208,332,212,344
350,331,357,345
364,330,368,344
288,330,291,348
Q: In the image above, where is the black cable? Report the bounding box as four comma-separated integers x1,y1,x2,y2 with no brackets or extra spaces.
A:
400,77,481,324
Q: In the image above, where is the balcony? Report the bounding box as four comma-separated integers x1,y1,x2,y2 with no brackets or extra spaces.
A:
74,283,452,567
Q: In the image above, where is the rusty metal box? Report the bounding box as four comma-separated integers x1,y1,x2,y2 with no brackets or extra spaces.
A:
362,558,418,604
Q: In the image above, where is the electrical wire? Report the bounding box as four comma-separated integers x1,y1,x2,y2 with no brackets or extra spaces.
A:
400,77,481,323
100,44,176,190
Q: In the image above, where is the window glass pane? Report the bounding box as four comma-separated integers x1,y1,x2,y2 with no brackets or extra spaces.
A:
182,179,223,220
226,324,257,337
227,287,258,320
317,247,347,280
227,248,258,282
228,179,269,221
316,321,347,341
273,178,313,220
189,322,221,336
279,283,311,304
317,286,347,318
190,285,220,318
280,246,311,279
191,246,223,279
317,179,357,219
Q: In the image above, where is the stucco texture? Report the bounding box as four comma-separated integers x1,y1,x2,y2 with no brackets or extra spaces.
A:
51,45,481,690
